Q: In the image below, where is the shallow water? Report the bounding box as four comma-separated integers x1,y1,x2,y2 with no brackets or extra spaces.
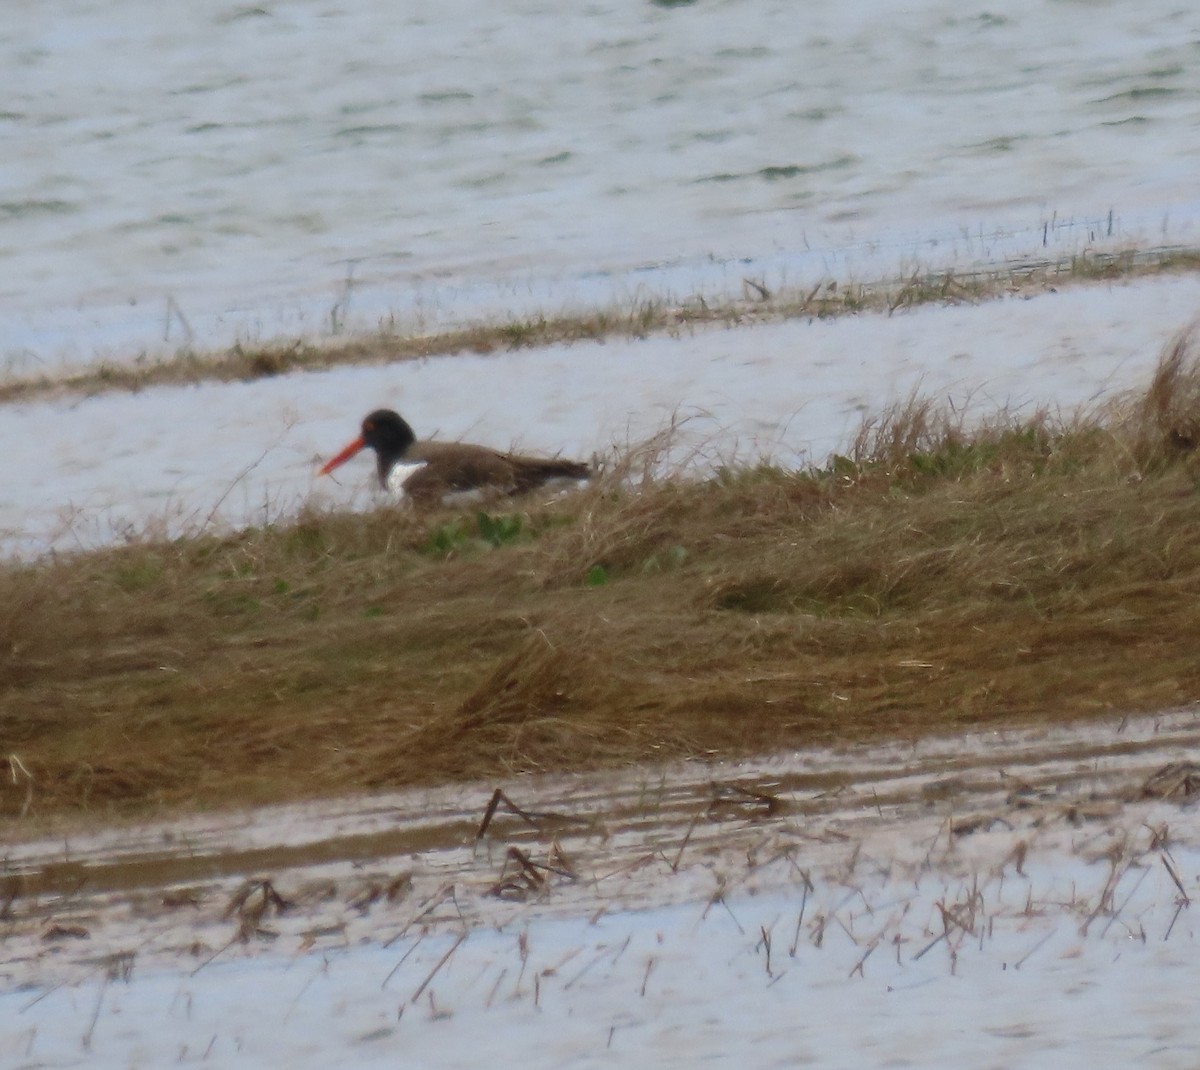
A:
6,0,1200,366
3,711,1200,1067
5,708,1198,987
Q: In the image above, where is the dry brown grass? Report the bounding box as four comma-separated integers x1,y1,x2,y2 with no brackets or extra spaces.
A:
1144,318,1200,451
5,331,1200,824
5,246,1200,406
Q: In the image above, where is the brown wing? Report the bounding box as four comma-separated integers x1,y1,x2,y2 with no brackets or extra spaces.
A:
404,441,519,504
404,440,590,505
503,453,591,493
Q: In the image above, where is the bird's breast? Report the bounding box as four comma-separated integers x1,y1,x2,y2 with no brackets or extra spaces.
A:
385,460,428,500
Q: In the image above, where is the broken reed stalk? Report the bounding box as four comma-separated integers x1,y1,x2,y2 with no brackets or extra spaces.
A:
639,956,655,998
487,845,578,900
81,975,108,1052
383,884,457,949
1160,852,1190,904
1013,928,1055,970
788,882,809,958
1163,901,1187,942
475,788,591,841
409,932,468,1005
484,967,508,1007
848,941,876,979
670,807,704,872
381,933,427,988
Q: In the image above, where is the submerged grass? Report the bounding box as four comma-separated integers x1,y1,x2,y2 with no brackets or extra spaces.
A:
5,324,1200,823
5,245,1200,405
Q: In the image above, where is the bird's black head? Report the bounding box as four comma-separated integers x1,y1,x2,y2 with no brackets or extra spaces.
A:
360,410,417,487
361,410,416,455
319,409,418,487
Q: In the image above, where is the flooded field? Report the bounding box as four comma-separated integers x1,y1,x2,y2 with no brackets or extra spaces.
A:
9,0,1200,364
4,709,1199,1066
9,4,1200,1063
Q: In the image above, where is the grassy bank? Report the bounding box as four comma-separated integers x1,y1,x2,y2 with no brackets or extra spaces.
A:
4,246,1200,406
4,326,1200,823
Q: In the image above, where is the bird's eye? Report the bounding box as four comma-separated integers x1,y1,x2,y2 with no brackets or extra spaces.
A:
364,420,375,433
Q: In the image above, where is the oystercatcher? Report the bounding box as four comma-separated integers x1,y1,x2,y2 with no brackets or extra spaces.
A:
318,409,590,506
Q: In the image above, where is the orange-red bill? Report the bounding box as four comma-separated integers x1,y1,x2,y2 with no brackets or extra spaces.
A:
318,436,365,476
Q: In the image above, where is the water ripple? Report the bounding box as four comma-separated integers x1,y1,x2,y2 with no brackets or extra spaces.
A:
5,0,1200,362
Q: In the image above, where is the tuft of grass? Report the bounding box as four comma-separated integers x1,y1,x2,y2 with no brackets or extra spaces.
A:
5,327,1200,823
1143,318,1200,453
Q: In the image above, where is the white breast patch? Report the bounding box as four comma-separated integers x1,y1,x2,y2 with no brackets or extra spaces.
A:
385,460,428,500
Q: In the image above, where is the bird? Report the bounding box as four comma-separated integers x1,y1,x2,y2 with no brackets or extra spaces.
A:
318,409,591,506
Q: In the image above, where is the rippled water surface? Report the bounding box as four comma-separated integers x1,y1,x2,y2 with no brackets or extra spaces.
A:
6,0,1200,365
